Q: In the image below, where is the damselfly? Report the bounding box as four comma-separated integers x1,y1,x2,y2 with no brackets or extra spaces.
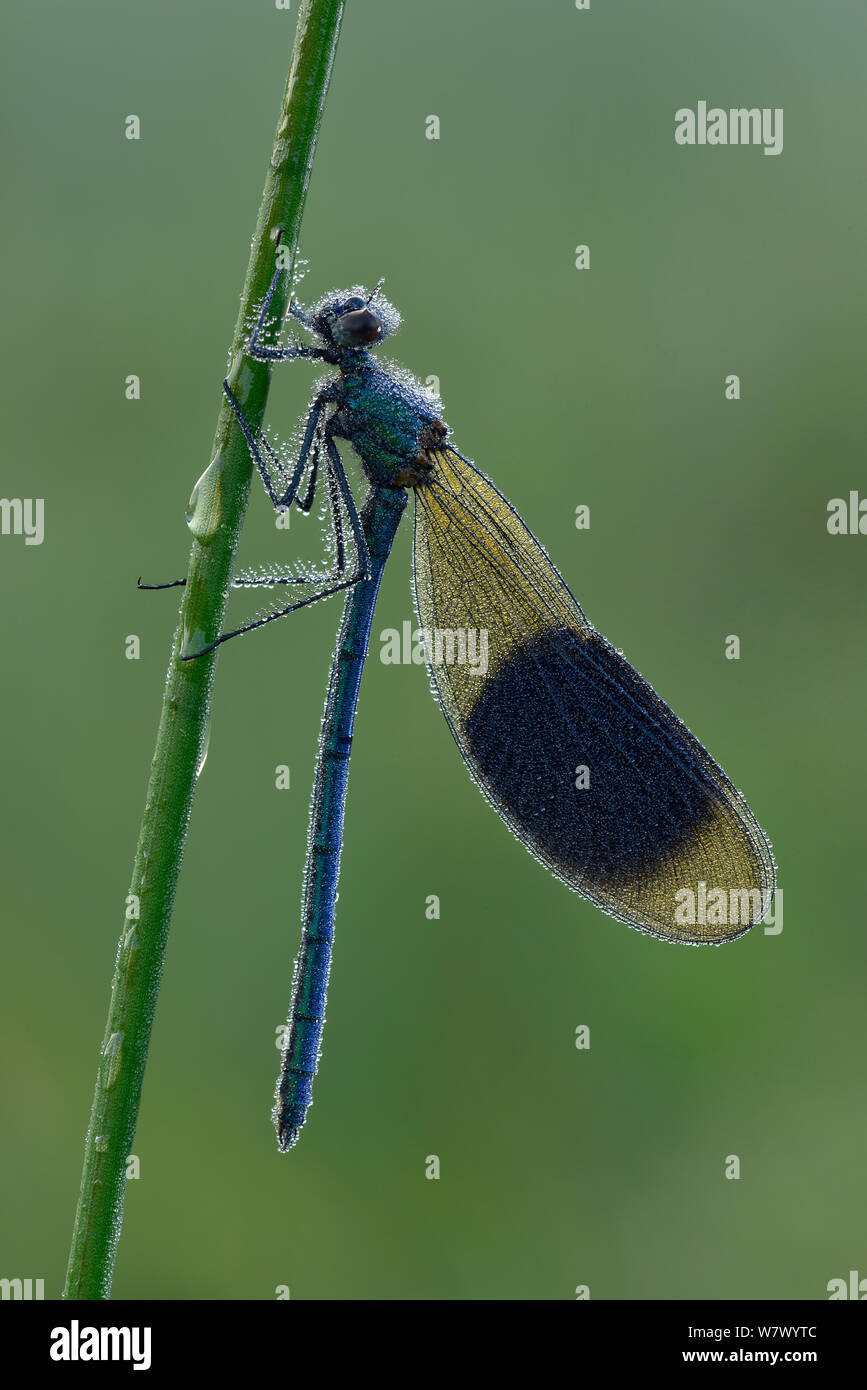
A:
147,241,775,1151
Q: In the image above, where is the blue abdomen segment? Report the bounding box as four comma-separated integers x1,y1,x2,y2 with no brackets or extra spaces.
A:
273,486,407,1149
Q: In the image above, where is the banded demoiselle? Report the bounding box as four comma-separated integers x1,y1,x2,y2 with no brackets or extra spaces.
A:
169,244,775,1150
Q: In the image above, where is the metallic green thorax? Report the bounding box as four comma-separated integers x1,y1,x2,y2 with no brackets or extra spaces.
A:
331,360,446,487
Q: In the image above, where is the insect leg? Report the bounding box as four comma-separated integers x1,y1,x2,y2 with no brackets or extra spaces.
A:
139,387,331,591
138,390,328,592
244,235,324,362
181,441,369,658
322,431,366,576
138,576,186,590
288,300,316,333
223,380,334,512
229,441,349,591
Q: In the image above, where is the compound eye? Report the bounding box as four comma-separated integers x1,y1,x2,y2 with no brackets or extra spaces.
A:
333,307,383,347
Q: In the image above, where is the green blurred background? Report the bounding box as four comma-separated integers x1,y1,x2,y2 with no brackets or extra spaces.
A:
2,0,865,1300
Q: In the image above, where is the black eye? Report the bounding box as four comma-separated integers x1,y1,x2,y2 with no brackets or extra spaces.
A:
332,307,383,347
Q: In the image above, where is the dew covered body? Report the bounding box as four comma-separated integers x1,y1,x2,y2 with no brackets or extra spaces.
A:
214,253,774,1150
331,359,447,488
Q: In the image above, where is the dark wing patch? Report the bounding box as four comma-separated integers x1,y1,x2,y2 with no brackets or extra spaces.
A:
413,448,774,943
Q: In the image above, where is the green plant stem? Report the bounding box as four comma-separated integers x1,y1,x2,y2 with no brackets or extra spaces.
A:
63,0,345,1300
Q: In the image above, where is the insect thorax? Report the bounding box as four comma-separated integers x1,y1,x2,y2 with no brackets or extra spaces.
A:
333,363,446,488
